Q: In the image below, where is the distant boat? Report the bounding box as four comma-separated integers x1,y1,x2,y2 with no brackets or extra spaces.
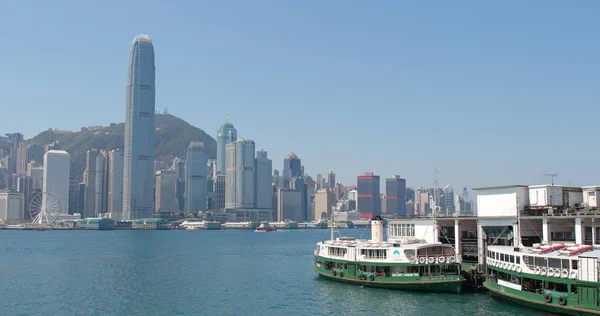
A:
255,222,276,232
35,227,46,231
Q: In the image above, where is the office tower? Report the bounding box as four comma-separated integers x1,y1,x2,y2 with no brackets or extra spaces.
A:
0,162,7,190
172,157,185,211
207,159,217,179
206,176,214,210
277,188,303,221
43,150,70,214
315,189,336,220
316,174,325,190
16,143,44,174
327,171,335,190
17,176,32,220
75,183,86,216
216,115,237,175
406,187,416,204
84,150,106,218
386,175,407,217
5,133,23,174
29,167,43,190
357,172,381,217
283,152,301,189
273,169,284,189
123,34,155,220
213,174,225,210
443,185,455,215
255,149,272,209
155,170,179,212
290,176,310,220
107,150,124,215
68,180,78,215
225,140,255,209
418,190,429,216
0,192,24,222
185,142,207,213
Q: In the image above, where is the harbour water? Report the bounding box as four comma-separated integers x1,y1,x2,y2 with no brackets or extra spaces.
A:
0,229,540,315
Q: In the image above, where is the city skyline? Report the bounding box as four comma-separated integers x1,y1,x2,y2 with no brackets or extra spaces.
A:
2,2,600,190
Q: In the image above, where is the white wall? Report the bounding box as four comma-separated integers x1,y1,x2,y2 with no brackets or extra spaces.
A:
477,188,520,217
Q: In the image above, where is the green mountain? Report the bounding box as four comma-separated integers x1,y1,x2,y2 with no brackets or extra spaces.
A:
28,114,217,182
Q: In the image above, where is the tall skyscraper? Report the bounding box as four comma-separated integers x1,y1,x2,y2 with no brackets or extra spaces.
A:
442,185,455,215
123,34,156,220
0,162,7,190
316,173,325,190
43,150,70,214
17,176,32,220
386,175,407,217
283,152,301,189
155,170,179,212
185,142,207,213
213,174,226,210
5,133,23,174
327,171,336,190
84,150,106,218
277,188,303,221
255,150,272,209
107,150,124,215
357,172,381,217
172,157,185,211
315,189,336,220
225,140,256,209
216,115,237,175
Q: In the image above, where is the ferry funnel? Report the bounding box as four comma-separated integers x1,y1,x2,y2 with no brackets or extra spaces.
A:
370,216,384,242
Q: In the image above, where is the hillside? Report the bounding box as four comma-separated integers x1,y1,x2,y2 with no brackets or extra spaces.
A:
29,114,217,181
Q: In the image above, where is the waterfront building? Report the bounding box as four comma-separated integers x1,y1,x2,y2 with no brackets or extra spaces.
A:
73,218,115,230
277,188,303,221
43,150,70,214
283,152,301,189
216,115,237,175
107,150,124,215
213,174,225,210
185,142,207,213
131,218,169,230
123,34,156,220
255,149,272,209
84,149,106,218
0,192,24,222
357,172,381,217
225,140,256,209
386,175,407,217
315,189,336,220
155,170,179,212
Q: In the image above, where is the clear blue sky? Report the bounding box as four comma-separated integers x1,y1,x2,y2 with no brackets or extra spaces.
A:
1,1,599,191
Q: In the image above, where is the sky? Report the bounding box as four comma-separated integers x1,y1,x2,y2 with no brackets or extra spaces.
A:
1,1,600,193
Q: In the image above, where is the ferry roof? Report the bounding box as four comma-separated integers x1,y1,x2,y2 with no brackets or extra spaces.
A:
472,185,528,191
321,239,449,249
488,245,600,260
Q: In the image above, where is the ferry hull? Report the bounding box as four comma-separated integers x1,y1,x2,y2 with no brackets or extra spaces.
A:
485,280,600,316
314,268,464,294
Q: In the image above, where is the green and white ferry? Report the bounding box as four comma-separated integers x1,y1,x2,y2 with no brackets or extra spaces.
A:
313,217,465,293
485,243,600,315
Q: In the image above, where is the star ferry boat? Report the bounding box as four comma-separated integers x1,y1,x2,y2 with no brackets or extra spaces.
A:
313,217,465,293
485,243,600,315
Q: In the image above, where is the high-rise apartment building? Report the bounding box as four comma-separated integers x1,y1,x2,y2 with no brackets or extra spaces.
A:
123,34,155,220
225,140,255,209
216,116,237,175
185,142,207,213
386,175,407,217
357,172,381,217
107,150,124,215
283,152,301,189
43,150,70,214
255,149,272,209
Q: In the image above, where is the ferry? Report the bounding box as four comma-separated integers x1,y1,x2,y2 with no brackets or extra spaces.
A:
484,243,600,315
255,222,276,232
313,216,465,293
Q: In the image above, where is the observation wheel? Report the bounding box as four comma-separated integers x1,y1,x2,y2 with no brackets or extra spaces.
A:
29,192,61,225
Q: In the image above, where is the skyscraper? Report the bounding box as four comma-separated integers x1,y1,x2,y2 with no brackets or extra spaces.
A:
327,171,335,190
43,150,70,214
316,173,325,190
442,185,455,215
216,116,237,175
84,150,106,218
357,172,381,217
255,149,272,209
123,34,156,220
225,140,255,209
185,142,207,213
107,150,124,215
315,189,336,220
386,175,407,217
283,152,301,189
5,133,23,174
155,170,179,212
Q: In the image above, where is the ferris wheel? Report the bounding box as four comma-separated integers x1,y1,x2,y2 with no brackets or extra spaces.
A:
29,192,62,225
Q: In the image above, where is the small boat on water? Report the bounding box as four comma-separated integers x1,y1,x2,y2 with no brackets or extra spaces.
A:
255,222,276,232
35,227,46,231
484,243,600,315
313,216,465,293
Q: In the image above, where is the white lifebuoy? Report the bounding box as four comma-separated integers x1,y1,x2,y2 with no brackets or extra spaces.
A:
548,268,554,276
561,269,569,278
554,269,561,278
512,265,517,271
541,267,547,276
456,255,462,263
449,256,455,263
535,267,541,275
439,256,446,264
419,257,426,264
428,257,435,264
570,271,577,279
516,266,522,273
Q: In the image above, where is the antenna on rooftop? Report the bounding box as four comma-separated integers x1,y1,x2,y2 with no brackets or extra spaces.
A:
543,173,558,185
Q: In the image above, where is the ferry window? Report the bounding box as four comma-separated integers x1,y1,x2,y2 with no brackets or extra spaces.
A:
548,258,561,269
534,257,548,267
495,252,499,260
510,255,514,263
572,260,578,270
500,253,505,261
516,256,520,264
328,247,347,257
562,259,569,269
